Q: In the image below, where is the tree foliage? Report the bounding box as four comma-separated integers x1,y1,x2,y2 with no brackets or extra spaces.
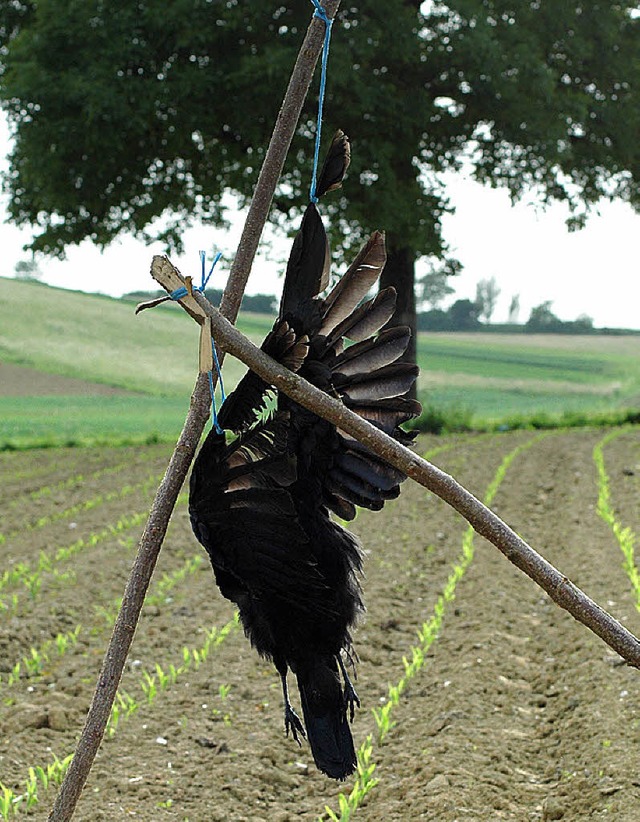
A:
475,276,501,322
417,264,457,310
1,1,639,348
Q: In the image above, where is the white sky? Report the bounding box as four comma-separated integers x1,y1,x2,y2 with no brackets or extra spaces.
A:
1,112,639,329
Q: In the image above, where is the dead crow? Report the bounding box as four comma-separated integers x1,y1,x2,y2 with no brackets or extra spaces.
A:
189,132,420,779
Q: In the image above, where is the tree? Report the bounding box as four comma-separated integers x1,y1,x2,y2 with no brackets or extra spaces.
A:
1,1,639,365
417,257,460,310
449,298,480,330
474,276,501,323
508,294,521,324
526,300,559,331
574,313,594,332
13,257,41,280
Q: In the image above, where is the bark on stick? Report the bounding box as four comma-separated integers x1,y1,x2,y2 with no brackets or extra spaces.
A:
48,5,341,820
150,254,640,671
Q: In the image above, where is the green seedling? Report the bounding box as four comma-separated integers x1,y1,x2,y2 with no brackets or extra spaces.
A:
24,769,38,809
147,554,204,606
24,647,43,677
594,430,640,610
141,671,157,704
0,783,19,820
323,735,378,821
155,663,170,690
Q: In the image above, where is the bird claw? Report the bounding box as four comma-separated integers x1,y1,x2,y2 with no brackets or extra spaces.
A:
343,679,360,723
284,704,306,745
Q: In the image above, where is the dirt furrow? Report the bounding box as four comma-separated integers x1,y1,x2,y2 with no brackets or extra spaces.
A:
357,429,640,821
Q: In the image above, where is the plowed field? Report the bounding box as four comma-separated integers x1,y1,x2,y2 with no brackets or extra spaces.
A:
0,428,639,820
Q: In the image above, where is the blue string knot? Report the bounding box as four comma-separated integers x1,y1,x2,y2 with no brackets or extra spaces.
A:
309,1,334,203
169,250,222,301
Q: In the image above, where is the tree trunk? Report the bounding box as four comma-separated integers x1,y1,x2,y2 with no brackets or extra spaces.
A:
380,238,417,399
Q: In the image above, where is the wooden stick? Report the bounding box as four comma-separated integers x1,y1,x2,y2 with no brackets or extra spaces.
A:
151,254,640,670
48,5,341,820
219,0,341,326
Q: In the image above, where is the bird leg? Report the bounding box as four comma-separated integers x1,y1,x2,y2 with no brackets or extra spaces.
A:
337,654,360,722
279,670,306,745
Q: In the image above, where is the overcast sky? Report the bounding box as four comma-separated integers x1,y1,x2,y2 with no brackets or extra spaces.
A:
1,113,639,330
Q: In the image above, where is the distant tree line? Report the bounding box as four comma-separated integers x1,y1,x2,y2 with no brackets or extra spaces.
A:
417,300,599,334
124,284,632,335
417,274,610,334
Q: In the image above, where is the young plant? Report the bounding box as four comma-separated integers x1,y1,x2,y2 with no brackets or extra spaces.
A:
594,430,640,609
0,783,19,820
323,735,379,821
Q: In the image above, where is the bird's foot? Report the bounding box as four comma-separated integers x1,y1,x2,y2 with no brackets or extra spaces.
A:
284,702,306,746
342,677,361,723
337,655,361,722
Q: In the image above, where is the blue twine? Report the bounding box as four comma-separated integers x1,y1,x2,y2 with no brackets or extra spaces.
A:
309,1,334,203
170,250,226,434
169,250,222,300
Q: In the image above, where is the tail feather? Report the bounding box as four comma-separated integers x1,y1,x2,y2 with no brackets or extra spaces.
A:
315,129,351,198
280,131,351,317
280,203,328,315
297,659,356,780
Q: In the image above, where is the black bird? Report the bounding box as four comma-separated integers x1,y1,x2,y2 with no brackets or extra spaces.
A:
189,132,421,779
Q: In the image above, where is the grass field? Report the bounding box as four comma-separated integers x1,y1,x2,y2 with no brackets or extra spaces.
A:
1,276,639,448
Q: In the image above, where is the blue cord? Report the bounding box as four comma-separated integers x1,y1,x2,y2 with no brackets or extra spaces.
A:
309,1,334,203
169,250,226,434
169,250,222,300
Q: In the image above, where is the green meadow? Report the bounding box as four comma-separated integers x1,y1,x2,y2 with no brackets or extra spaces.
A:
415,332,640,426
1,276,639,448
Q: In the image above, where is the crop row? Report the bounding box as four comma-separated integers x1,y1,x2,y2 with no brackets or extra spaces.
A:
0,553,205,701
0,613,238,818
0,444,167,497
323,432,546,821
0,492,190,615
0,754,73,819
106,616,238,737
0,626,81,690
3,445,167,509
0,547,229,817
593,428,640,609
0,471,163,544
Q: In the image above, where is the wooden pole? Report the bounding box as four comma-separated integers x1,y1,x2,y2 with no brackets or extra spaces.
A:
48,4,341,819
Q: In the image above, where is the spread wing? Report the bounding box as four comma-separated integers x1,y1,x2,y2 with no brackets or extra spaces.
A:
276,206,421,522
189,414,333,613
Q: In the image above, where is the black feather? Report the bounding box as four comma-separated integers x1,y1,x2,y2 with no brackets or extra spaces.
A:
315,129,351,198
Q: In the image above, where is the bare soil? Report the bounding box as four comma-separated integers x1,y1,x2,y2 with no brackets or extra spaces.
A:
0,428,639,821
0,363,132,396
